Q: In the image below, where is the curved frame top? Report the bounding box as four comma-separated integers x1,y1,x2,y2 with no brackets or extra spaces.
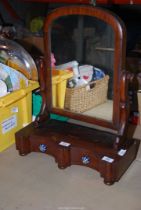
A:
42,5,127,133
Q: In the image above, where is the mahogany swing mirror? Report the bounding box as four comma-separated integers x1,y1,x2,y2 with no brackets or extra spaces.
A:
16,5,139,185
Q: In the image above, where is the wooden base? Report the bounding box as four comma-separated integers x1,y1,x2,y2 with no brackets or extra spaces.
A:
15,120,140,185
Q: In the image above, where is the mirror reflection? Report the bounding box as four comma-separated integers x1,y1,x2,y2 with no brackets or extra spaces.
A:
51,15,115,122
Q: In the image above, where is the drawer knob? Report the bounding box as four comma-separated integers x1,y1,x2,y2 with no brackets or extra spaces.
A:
39,144,47,153
81,155,90,164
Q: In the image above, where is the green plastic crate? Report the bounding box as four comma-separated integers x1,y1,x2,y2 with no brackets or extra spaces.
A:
32,93,69,121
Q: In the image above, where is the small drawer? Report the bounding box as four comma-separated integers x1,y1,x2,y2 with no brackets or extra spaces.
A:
71,147,100,170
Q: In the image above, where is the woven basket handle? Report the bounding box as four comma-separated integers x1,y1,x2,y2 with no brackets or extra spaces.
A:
89,81,96,89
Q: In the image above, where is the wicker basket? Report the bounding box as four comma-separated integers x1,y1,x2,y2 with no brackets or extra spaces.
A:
65,75,109,113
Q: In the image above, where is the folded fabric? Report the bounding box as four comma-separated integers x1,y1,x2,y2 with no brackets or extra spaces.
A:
0,63,28,92
0,79,7,97
79,65,93,83
93,67,105,80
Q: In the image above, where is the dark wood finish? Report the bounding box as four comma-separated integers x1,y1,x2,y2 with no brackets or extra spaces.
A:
42,6,127,134
16,120,140,185
20,0,93,3
20,0,141,4
15,6,140,184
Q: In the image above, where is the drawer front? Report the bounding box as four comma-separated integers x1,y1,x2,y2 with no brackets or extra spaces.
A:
71,147,100,170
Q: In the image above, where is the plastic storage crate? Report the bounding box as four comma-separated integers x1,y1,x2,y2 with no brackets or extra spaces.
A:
32,93,69,121
52,69,73,108
0,80,39,152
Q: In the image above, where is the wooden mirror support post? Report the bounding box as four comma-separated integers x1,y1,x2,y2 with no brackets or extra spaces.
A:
15,6,140,185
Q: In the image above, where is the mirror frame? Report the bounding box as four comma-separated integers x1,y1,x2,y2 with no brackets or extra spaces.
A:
42,5,127,133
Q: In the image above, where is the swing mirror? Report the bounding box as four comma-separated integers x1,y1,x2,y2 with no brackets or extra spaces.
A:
44,6,126,132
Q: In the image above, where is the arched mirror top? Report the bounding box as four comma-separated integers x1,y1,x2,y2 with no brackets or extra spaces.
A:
43,5,127,132
44,6,126,41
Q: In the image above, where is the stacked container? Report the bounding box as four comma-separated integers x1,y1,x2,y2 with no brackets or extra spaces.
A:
0,37,39,152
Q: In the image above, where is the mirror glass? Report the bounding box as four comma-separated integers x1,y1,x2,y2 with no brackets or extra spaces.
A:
51,15,115,122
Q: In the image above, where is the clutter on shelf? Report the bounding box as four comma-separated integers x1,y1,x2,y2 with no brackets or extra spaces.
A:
0,62,28,94
53,55,109,113
56,61,79,78
29,16,44,35
0,36,39,152
65,75,109,113
0,37,38,82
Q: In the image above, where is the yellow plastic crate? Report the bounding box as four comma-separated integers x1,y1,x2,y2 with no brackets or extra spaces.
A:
52,69,73,108
0,80,39,152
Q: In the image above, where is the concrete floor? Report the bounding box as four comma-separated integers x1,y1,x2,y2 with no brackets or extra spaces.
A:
0,125,140,210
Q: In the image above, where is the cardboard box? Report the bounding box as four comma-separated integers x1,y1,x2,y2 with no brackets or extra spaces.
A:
19,36,44,55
